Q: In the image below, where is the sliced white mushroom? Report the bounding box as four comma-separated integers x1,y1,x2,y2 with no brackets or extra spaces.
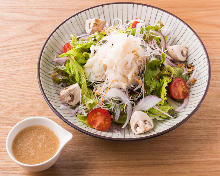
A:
167,45,188,61
60,83,81,107
85,18,106,34
130,111,154,134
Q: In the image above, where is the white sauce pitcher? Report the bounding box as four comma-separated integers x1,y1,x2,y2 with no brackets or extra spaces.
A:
6,116,73,172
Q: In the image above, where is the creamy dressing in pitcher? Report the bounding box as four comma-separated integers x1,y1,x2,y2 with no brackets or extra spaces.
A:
12,125,59,164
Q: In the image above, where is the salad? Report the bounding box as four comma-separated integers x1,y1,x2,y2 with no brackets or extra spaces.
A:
51,18,196,134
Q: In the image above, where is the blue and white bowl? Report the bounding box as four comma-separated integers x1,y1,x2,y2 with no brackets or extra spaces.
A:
38,2,210,140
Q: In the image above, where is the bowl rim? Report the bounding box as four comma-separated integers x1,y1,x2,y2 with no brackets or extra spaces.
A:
37,2,211,141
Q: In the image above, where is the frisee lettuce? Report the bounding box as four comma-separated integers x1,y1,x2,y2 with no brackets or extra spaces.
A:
159,76,172,105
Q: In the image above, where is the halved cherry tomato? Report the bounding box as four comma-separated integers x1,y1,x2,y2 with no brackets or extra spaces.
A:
132,20,140,28
87,108,112,131
169,78,189,100
63,42,73,53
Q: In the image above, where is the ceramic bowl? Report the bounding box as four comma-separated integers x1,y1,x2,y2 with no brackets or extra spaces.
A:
37,3,210,140
6,117,72,172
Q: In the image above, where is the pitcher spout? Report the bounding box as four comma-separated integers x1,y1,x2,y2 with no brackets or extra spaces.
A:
59,128,73,149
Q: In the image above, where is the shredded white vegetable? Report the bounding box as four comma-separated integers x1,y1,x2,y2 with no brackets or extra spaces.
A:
84,32,147,90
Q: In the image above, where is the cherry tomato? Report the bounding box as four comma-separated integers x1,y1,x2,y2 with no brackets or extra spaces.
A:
87,108,112,131
169,78,189,100
63,42,73,53
132,21,140,28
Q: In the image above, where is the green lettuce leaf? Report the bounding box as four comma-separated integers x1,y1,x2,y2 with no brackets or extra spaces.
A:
123,26,136,36
144,55,167,96
88,32,106,42
65,58,97,110
52,65,76,85
81,87,97,110
77,114,89,126
60,41,93,65
144,54,172,106
104,100,127,124
159,76,172,105
144,59,162,95
146,102,174,120
145,21,164,32
70,35,78,47
141,22,165,45
160,53,166,63
166,65,189,81
144,60,172,105
114,113,127,124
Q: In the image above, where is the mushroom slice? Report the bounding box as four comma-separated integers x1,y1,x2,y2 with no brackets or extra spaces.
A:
60,83,81,107
85,18,106,34
167,45,188,61
130,111,154,134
